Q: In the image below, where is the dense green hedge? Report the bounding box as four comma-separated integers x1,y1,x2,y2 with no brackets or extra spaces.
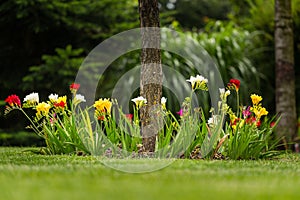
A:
0,131,44,146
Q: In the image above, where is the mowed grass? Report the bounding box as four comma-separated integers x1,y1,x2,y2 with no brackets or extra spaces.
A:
0,147,300,200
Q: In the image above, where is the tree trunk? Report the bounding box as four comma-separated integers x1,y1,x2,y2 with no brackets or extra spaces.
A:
138,0,162,152
275,0,297,148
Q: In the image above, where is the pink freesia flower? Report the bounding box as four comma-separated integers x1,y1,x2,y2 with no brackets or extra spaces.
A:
242,106,251,118
177,109,183,116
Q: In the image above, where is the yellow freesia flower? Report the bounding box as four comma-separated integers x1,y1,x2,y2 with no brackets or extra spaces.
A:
57,96,67,104
253,106,268,119
36,102,51,116
250,94,262,105
94,98,112,114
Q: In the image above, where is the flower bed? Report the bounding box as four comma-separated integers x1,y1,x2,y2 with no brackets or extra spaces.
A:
4,75,280,159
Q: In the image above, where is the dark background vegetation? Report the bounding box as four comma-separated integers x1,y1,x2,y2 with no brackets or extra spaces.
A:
0,0,299,146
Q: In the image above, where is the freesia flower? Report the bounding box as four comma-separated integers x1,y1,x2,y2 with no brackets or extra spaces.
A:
70,83,80,90
245,116,261,127
48,94,58,102
207,115,220,128
270,121,276,128
54,96,67,109
219,88,230,101
36,102,51,117
161,97,167,109
245,116,256,124
5,94,21,107
70,83,80,96
74,94,86,103
23,92,39,105
131,96,147,109
186,75,208,91
242,106,251,118
256,120,261,127
94,98,112,114
176,108,183,117
125,114,133,121
207,117,214,125
227,79,240,92
253,106,268,119
161,97,167,104
250,94,262,105
230,116,244,130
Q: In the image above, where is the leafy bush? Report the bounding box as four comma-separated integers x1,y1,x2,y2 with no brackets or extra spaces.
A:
22,45,85,95
195,21,263,104
229,0,300,114
114,22,264,114
0,131,44,147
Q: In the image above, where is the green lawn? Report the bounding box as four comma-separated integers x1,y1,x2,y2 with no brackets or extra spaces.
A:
0,147,300,200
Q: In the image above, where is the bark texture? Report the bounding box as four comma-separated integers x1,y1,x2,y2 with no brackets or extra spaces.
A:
275,0,297,147
138,0,162,152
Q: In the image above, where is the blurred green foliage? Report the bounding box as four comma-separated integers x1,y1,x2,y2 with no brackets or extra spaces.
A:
229,0,300,114
159,0,232,29
22,45,85,95
196,21,262,104
0,131,44,146
0,0,139,97
113,22,262,115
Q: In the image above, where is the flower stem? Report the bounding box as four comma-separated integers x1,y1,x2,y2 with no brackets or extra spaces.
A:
236,90,239,117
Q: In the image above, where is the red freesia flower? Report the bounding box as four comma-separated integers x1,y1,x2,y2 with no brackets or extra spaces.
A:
5,94,21,107
270,121,276,128
256,120,261,127
227,79,240,91
245,116,261,127
231,118,240,126
245,116,256,124
54,101,66,108
70,83,80,91
125,114,133,121
98,115,105,121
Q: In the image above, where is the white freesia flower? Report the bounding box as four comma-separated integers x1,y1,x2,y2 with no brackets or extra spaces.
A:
186,74,208,90
48,93,58,102
161,97,167,104
161,97,167,109
195,75,208,83
23,92,39,104
219,88,225,95
186,75,208,84
74,94,86,103
219,88,230,101
207,115,220,128
131,96,147,109
207,117,214,125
